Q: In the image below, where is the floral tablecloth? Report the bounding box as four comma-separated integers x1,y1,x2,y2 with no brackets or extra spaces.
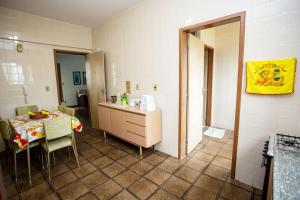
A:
10,111,83,149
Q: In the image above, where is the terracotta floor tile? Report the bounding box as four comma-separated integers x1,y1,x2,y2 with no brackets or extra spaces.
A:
64,156,88,170
194,174,223,194
111,190,138,200
7,195,19,200
101,162,126,178
21,182,53,200
81,149,103,161
18,172,45,192
148,189,178,200
145,167,171,185
128,178,158,200
81,170,109,189
183,186,216,200
157,159,181,173
58,181,89,200
73,163,97,178
117,154,140,167
174,166,200,183
92,180,122,200
52,171,78,190
211,156,232,170
193,151,215,162
204,164,229,181
162,176,191,198
43,193,60,200
143,154,166,166
5,183,17,197
114,170,140,188
130,161,153,176
185,159,208,172
220,183,252,200
200,145,221,155
49,163,69,177
227,178,253,192
107,149,127,160
77,193,98,200
91,156,114,169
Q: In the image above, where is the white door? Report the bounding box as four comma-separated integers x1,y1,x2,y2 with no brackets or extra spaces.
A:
86,51,106,129
187,34,205,154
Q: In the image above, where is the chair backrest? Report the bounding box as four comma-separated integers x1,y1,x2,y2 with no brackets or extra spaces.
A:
16,105,38,116
44,116,72,140
57,105,65,113
64,107,75,117
0,120,12,140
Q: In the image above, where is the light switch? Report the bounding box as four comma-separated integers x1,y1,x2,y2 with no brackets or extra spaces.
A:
45,86,50,92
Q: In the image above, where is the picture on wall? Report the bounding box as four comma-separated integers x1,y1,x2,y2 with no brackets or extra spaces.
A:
82,72,86,85
73,71,81,85
246,58,296,94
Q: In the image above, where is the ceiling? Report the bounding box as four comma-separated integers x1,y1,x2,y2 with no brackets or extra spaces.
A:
0,0,142,27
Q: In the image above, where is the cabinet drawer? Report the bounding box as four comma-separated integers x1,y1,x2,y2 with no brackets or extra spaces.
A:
127,131,146,146
126,112,145,126
125,122,146,137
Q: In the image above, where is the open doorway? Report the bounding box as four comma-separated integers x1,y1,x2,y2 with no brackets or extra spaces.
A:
53,50,91,128
54,50,107,130
179,12,245,179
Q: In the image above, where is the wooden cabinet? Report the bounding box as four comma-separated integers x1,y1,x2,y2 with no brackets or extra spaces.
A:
98,106,111,132
98,102,161,156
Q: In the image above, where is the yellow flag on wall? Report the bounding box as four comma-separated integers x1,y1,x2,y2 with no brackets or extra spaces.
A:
246,58,297,94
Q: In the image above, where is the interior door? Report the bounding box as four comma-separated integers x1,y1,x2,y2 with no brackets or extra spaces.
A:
187,34,205,154
86,51,106,129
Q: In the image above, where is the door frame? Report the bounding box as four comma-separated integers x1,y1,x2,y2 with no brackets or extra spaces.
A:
53,49,89,105
178,11,245,179
204,45,214,126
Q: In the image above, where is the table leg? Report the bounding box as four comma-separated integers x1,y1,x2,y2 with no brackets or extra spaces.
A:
27,146,32,185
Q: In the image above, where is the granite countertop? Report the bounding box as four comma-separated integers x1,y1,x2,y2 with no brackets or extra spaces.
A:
270,135,300,200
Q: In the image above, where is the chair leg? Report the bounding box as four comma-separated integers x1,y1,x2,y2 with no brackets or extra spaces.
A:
52,152,55,165
6,149,10,170
41,147,44,170
13,152,17,183
27,147,32,185
47,152,51,181
71,144,80,168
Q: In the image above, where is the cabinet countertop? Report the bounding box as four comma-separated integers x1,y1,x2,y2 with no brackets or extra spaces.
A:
98,102,158,115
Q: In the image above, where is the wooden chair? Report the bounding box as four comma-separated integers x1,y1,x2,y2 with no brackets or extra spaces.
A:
42,116,79,180
0,120,39,184
16,105,38,116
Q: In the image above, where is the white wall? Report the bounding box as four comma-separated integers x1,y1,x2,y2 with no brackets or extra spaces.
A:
57,54,87,106
0,7,92,119
211,22,240,130
92,0,300,189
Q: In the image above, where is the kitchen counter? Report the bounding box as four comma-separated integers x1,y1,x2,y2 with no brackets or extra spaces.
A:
269,135,300,200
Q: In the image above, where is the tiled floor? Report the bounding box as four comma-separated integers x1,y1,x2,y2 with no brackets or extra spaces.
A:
2,127,263,200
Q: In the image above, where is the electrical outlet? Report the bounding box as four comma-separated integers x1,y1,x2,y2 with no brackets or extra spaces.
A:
154,84,158,91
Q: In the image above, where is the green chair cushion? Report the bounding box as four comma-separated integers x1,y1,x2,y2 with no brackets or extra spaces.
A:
42,136,72,153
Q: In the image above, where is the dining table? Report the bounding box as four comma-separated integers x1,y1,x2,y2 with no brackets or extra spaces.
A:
10,110,83,149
